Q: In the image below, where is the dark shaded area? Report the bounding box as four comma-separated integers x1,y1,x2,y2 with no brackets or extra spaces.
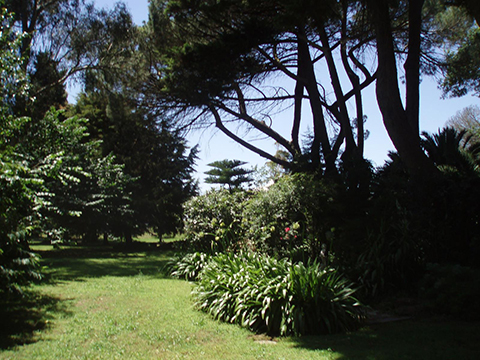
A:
36,242,175,281
289,319,480,360
0,291,70,350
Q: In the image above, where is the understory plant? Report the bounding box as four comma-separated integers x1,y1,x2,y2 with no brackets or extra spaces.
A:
419,263,480,320
354,215,424,299
0,234,42,295
192,252,365,336
166,252,211,281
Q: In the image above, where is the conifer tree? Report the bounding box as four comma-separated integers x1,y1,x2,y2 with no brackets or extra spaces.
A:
205,159,253,192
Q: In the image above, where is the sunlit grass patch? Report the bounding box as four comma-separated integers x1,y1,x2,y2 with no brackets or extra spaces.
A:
2,246,480,360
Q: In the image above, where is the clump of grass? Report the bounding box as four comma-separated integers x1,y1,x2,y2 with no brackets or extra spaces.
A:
166,252,211,281
192,252,366,336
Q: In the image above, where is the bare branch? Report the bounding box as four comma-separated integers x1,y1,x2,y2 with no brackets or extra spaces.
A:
208,105,291,167
256,46,298,81
213,101,296,156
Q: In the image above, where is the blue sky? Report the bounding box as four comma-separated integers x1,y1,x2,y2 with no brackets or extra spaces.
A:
88,0,480,191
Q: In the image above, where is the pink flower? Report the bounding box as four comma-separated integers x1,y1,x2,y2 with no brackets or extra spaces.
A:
285,227,290,232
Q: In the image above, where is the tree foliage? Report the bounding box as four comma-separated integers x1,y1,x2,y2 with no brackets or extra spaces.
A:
442,28,480,97
0,0,200,245
204,159,253,191
70,90,199,241
446,105,480,141
140,0,480,182
4,0,137,118
439,0,480,96
1,5,41,294
19,109,134,243
1,3,138,293
145,0,377,178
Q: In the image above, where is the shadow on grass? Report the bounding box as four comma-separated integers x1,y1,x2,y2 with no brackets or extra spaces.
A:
0,243,176,351
0,291,71,350
36,242,176,282
288,319,480,360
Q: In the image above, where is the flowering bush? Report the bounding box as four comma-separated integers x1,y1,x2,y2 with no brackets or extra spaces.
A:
243,174,337,260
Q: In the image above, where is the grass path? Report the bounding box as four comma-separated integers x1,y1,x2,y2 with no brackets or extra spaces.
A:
1,244,480,359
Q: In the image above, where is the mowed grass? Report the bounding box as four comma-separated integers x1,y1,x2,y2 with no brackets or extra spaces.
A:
1,243,480,360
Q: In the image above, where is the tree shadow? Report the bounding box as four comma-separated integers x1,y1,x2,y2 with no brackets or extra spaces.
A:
0,291,71,350
36,242,176,282
0,243,177,350
286,319,480,360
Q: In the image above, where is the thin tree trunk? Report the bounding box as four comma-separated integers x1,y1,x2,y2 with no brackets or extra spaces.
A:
292,73,304,155
319,24,357,159
208,105,291,168
341,0,365,156
297,29,336,173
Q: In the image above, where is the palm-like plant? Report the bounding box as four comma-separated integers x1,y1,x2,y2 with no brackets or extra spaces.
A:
421,127,480,174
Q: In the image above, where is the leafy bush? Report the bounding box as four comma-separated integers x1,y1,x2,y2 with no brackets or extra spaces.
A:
243,174,338,260
183,189,249,252
0,235,42,295
0,115,44,295
355,150,480,300
354,216,424,299
373,146,480,267
0,6,42,295
419,263,480,320
193,252,365,336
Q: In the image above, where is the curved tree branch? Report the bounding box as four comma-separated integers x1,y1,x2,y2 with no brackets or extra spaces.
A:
208,104,291,168
213,100,297,156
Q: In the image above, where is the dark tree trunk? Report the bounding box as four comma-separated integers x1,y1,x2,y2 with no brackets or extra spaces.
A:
319,24,357,159
297,30,336,173
84,228,98,243
341,0,365,156
404,0,424,138
367,0,437,179
125,229,133,245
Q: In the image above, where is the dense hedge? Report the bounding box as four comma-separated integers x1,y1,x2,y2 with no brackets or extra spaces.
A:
182,165,480,302
183,175,339,261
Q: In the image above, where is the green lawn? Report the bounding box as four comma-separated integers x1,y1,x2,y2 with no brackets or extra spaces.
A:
1,244,479,359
